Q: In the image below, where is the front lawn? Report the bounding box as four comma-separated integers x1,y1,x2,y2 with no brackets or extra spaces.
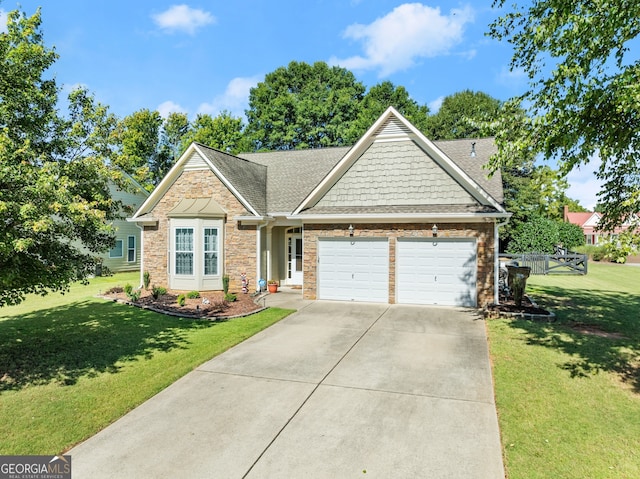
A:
0,273,293,454
488,262,640,478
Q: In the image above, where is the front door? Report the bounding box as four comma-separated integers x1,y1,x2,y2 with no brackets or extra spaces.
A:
287,228,303,285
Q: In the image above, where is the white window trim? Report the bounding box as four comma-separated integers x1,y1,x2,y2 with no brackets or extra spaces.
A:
127,235,136,263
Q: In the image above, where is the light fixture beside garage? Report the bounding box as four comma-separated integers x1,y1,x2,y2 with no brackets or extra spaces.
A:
432,224,438,237
348,224,354,237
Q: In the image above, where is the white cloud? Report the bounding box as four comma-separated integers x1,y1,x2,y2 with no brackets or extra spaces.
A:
197,76,261,118
428,96,444,113
497,65,526,86
330,3,474,76
157,100,187,118
1,10,8,34
152,4,215,35
565,158,602,211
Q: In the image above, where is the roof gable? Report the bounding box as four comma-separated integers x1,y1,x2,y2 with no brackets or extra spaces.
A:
293,107,506,215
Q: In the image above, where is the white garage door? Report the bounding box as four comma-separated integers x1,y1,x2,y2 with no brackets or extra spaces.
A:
397,238,477,307
318,238,389,302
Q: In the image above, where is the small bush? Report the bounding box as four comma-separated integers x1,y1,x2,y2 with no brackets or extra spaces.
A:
224,293,237,302
591,248,606,262
176,294,186,307
151,285,167,299
124,283,133,296
222,275,230,294
143,271,151,290
127,290,141,302
186,290,200,299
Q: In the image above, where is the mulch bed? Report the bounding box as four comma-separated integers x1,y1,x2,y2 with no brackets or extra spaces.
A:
103,288,263,319
484,295,555,321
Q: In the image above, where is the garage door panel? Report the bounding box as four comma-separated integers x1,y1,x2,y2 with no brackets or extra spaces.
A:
397,239,477,307
318,239,389,303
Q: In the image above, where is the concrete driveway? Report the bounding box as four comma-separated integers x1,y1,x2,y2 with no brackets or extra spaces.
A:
70,298,504,478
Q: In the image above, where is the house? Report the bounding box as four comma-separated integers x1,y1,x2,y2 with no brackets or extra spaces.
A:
130,107,510,307
563,206,639,245
100,175,149,273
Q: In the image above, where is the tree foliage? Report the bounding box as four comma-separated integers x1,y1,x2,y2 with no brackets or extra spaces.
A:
245,61,366,150
426,90,501,140
488,0,640,231
507,215,585,254
180,111,246,155
0,8,123,306
345,81,429,143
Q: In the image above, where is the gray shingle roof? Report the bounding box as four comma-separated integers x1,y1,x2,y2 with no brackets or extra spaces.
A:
238,147,349,213
198,138,503,216
196,144,267,215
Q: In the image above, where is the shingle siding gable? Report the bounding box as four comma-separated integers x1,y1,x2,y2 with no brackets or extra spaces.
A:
315,140,476,208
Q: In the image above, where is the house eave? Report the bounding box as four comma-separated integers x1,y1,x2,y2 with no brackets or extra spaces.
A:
127,216,158,227
286,212,512,224
234,215,274,225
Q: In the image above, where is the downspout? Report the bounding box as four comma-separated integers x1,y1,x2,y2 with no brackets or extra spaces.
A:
494,219,509,304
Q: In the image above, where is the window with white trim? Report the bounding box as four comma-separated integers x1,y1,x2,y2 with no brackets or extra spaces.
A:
109,239,123,258
203,228,219,275
175,228,194,275
127,235,136,262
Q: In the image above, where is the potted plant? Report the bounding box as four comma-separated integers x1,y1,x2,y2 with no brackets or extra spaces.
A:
267,279,278,293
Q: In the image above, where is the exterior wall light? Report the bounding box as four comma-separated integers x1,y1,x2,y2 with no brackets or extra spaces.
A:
432,224,438,237
348,224,354,237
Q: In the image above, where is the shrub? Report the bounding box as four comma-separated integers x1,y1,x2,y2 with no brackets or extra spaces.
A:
151,285,167,299
222,275,230,294
224,293,237,302
124,283,133,296
127,290,141,302
176,294,186,307
186,290,200,299
591,247,606,262
143,271,151,290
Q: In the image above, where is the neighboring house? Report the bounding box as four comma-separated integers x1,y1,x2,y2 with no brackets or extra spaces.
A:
130,107,510,307
101,175,149,273
563,206,639,245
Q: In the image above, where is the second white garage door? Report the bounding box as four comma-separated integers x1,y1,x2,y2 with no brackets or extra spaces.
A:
396,238,477,307
317,238,389,302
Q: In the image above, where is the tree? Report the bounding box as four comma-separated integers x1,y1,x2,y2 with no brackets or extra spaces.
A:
245,61,366,150
180,111,245,154
113,109,162,189
345,81,430,143
0,8,123,306
489,0,640,232
152,112,189,185
426,90,501,140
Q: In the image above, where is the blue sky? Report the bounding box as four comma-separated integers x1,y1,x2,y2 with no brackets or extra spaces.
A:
1,1,599,208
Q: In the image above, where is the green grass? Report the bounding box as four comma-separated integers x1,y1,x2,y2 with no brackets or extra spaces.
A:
0,273,293,455
488,262,640,478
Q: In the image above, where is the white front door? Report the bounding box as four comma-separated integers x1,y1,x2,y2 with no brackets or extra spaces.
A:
287,232,303,285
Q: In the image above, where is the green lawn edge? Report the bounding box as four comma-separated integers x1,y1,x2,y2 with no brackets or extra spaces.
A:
487,262,640,478
0,273,294,455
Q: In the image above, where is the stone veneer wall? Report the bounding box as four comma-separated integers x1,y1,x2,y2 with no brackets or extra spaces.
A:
143,169,256,293
302,222,495,306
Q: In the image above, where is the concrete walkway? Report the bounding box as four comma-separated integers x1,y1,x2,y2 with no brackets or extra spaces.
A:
70,291,504,478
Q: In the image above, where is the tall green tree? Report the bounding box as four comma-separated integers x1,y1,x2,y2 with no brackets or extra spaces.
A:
489,0,640,232
0,8,123,306
180,111,245,154
426,90,502,140
152,112,189,185
245,61,366,150
345,81,430,142
113,109,162,189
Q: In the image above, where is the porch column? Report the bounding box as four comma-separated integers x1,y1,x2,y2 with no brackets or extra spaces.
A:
266,225,273,282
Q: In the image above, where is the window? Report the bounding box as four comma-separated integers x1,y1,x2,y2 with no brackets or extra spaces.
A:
127,236,136,262
109,239,123,258
175,228,194,275
203,228,218,275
